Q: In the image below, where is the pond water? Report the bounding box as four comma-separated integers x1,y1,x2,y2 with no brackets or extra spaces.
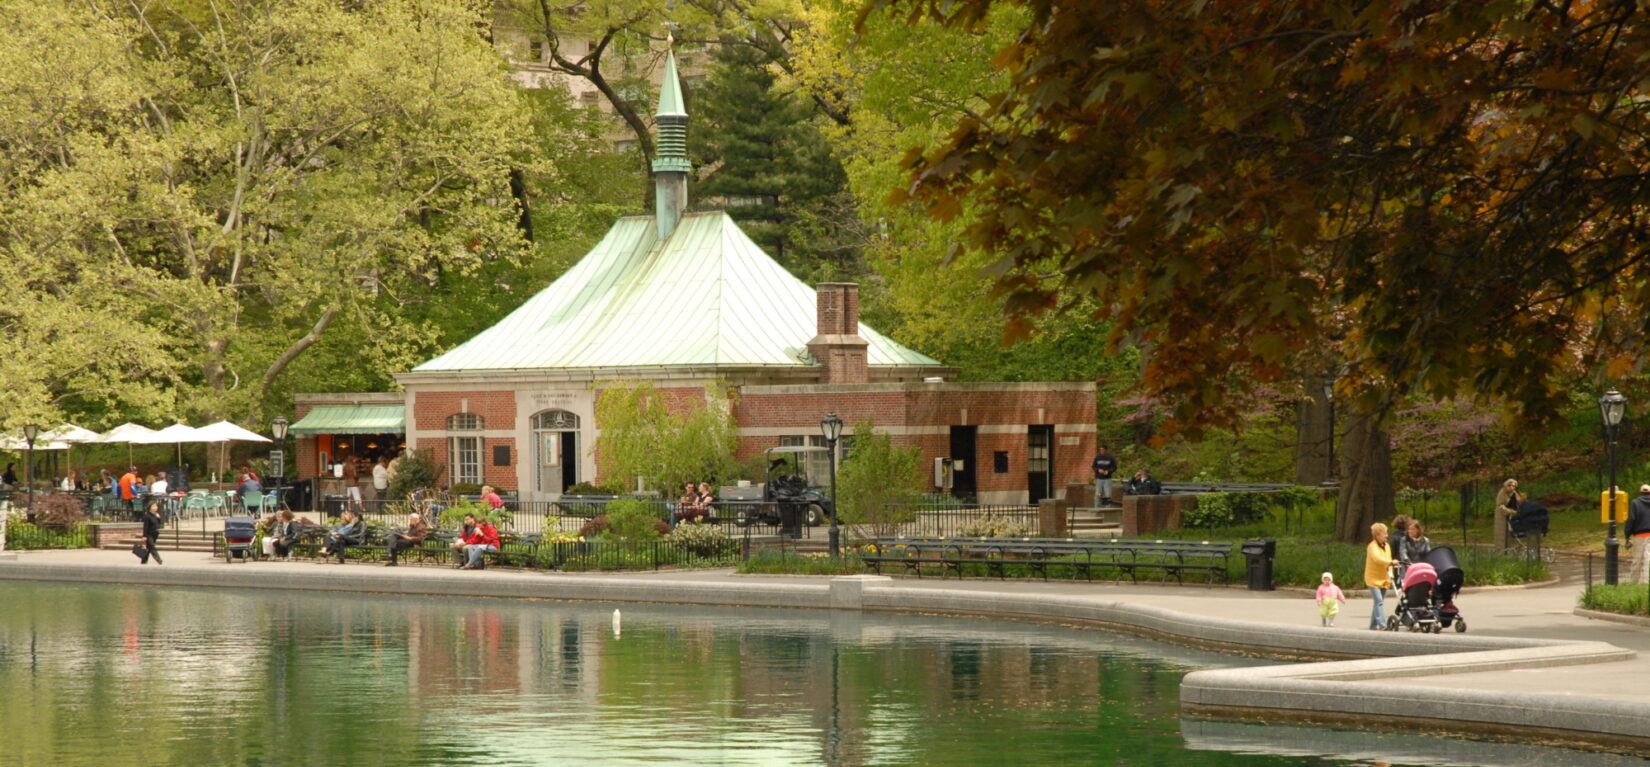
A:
0,582,1635,766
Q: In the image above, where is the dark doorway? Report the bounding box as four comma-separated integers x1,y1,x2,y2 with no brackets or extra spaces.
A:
1027,425,1055,505
948,426,978,500
561,431,578,490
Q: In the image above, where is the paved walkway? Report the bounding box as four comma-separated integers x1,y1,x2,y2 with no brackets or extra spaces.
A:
3,546,1646,712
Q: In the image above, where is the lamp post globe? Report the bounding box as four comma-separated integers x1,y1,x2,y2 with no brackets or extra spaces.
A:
1599,390,1627,585
820,413,843,557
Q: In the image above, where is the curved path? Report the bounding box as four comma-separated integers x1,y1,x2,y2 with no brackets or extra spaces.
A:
1,547,1645,754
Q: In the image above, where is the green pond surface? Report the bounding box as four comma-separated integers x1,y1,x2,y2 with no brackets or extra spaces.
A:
0,582,1637,767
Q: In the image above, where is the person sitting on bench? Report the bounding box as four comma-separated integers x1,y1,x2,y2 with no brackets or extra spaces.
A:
264,510,301,560
671,483,701,528
319,510,363,564
385,512,428,567
460,514,501,570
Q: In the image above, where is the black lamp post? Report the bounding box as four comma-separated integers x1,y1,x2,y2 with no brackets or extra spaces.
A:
270,416,289,507
22,423,38,523
1599,390,1627,585
821,412,843,557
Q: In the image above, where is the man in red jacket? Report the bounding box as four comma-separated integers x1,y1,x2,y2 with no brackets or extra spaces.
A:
460,515,500,570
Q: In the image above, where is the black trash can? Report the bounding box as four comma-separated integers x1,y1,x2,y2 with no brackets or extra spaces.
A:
1241,539,1276,591
778,501,805,539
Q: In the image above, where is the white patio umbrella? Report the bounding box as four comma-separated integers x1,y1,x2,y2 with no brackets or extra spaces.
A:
95,423,159,465
194,421,273,483
40,424,102,482
130,423,213,468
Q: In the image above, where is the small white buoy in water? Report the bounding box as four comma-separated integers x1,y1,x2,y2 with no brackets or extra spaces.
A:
612,608,621,638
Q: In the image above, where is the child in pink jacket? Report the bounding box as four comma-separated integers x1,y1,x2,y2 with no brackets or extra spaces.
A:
1316,572,1346,627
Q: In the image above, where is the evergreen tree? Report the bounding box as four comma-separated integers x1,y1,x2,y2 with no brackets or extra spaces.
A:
695,44,854,277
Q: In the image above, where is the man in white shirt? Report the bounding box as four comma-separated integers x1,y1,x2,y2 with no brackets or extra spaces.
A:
371,456,389,504
151,476,169,495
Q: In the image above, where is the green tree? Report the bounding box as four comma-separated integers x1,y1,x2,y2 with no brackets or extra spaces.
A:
873,0,1650,539
593,381,740,494
0,0,609,434
788,0,1125,383
696,43,854,276
835,420,924,538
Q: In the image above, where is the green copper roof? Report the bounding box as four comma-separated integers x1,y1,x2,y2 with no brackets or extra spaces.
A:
413,212,943,372
290,405,406,435
656,49,687,119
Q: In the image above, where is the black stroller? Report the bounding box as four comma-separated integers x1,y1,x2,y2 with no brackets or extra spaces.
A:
222,516,257,563
1389,546,1467,633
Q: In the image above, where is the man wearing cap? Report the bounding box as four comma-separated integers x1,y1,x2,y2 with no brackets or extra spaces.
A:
1625,484,1650,584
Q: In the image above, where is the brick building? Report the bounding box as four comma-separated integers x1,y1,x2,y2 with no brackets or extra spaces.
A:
291,50,1095,505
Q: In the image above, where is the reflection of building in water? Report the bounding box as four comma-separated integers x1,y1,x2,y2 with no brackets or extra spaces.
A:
400,604,602,706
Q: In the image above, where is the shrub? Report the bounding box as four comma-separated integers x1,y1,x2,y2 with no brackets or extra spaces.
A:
448,483,483,496
662,519,734,556
957,514,1033,538
1580,584,1650,616
738,549,865,575
606,497,665,541
5,520,91,550
564,481,621,495
385,448,444,501
836,420,924,537
29,493,88,526
437,499,509,529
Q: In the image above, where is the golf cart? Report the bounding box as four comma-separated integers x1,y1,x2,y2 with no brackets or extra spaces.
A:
720,446,835,527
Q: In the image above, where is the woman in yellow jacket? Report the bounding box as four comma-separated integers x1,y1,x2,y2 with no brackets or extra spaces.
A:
1364,522,1394,630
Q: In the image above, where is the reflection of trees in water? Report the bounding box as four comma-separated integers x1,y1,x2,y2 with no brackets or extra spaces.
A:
0,585,1272,766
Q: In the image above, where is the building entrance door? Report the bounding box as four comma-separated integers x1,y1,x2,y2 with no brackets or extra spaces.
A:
1027,425,1054,505
532,410,580,498
948,426,977,500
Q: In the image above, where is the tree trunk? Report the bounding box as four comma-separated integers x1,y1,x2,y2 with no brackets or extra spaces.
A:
1294,376,1332,485
1334,409,1395,543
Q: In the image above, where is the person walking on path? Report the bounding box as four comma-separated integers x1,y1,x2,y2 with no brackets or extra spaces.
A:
1626,484,1650,584
370,457,389,507
1495,479,1522,515
1316,572,1346,627
385,512,428,567
1398,521,1431,565
1364,522,1394,630
137,500,164,565
343,459,362,513
1092,447,1118,505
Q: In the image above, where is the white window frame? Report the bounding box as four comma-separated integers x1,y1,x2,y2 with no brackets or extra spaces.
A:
446,414,484,486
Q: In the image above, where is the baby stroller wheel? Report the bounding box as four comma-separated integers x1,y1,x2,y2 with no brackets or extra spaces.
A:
1455,619,1467,633
1431,623,1442,634
1386,616,1399,631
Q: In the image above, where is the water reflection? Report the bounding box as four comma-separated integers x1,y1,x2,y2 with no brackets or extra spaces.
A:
0,582,1626,766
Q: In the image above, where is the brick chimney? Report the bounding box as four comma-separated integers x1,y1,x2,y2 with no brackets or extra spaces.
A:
809,283,869,384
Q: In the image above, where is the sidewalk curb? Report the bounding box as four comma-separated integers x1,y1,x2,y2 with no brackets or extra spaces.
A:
1575,607,1650,628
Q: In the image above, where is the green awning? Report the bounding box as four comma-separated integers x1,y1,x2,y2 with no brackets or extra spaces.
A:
291,405,405,435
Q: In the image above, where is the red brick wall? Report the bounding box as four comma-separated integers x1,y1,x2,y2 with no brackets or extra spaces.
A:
414,391,516,431
410,390,517,491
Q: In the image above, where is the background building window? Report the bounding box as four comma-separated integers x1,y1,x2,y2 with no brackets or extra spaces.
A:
446,413,484,486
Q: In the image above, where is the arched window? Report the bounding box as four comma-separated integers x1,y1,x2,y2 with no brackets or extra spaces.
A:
447,413,484,485
531,410,578,430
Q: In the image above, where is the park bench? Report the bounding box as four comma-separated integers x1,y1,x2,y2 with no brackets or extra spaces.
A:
862,536,1235,583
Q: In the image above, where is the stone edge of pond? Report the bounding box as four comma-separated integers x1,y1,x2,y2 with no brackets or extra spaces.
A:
0,561,1643,753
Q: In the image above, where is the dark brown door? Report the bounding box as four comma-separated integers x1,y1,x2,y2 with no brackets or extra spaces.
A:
1027,425,1054,505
